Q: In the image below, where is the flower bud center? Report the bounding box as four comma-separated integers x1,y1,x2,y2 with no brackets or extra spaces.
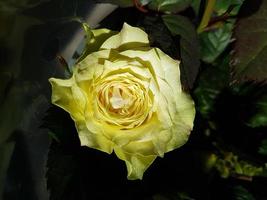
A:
110,86,131,109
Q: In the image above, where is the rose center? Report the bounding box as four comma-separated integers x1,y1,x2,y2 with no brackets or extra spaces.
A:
109,86,132,109
93,74,153,128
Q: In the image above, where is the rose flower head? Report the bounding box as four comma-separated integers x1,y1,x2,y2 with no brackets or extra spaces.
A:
49,23,195,180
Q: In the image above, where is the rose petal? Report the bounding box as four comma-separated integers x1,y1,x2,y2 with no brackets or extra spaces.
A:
100,23,149,50
49,77,86,122
114,146,157,180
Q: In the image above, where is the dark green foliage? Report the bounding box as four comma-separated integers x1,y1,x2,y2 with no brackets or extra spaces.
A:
231,0,267,83
233,186,255,200
199,23,233,63
194,56,230,118
258,139,267,156
248,95,267,128
148,0,192,13
163,14,200,89
139,15,179,58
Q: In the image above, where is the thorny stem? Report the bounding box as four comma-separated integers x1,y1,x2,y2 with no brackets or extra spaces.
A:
197,0,217,33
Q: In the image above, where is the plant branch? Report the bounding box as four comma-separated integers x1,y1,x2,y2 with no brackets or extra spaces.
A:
197,0,217,33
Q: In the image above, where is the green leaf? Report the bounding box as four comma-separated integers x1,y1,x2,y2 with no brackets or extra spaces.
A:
194,56,230,118
0,82,25,144
258,139,267,156
148,0,192,13
93,0,133,7
153,192,194,200
0,0,48,12
140,15,179,58
0,142,15,198
233,186,255,200
42,105,80,145
200,23,233,63
231,0,267,83
140,0,152,5
248,95,267,127
46,141,79,200
162,14,200,89
190,0,201,16
215,0,244,15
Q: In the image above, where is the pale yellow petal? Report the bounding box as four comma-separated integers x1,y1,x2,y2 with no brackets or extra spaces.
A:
49,77,86,122
154,48,182,92
78,28,117,61
166,93,195,152
175,93,196,129
75,49,111,82
120,48,164,80
77,122,114,154
100,23,149,50
90,28,117,52
101,59,152,81
114,146,157,180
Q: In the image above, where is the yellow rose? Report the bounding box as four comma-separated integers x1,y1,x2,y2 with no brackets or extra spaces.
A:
49,23,195,180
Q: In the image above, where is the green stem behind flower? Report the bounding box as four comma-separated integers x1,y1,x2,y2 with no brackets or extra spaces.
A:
197,0,217,33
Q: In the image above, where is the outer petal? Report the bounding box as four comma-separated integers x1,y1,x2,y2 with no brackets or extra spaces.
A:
154,48,182,92
166,93,195,152
78,29,117,62
114,146,157,180
100,23,149,50
75,49,111,82
77,122,114,154
49,77,86,122
49,77,114,154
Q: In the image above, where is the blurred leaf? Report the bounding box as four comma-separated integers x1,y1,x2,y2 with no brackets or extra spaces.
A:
140,0,152,5
258,139,267,156
200,23,233,63
0,0,50,12
0,83,25,144
153,192,194,200
42,106,80,145
215,0,244,15
248,95,267,128
231,0,267,83
194,56,229,118
44,106,81,200
162,14,200,89
233,186,255,200
46,141,79,200
214,152,264,178
93,0,133,7
140,15,179,58
0,142,15,198
190,0,200,16
148,0,192,13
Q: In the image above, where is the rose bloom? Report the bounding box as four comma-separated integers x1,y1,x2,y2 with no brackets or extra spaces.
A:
49,23,195,180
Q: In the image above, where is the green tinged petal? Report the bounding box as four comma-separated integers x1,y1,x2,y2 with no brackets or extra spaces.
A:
77,123,114,154
49,77,114,154
100,23,149,50
49,77,86,122
78,29,117,62
166,93,195,152
88,29,117,53
114,146,157,180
